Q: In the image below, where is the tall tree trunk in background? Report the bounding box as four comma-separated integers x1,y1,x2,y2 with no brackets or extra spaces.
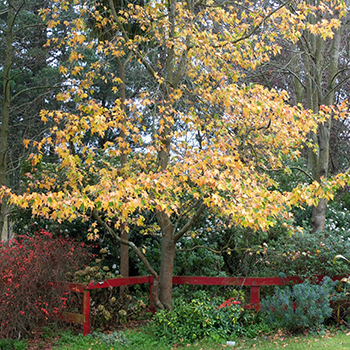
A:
294,10,342,232
311,25,341,233
0,1,14,239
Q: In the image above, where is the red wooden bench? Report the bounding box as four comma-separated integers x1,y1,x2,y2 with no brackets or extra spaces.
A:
57,274,343,335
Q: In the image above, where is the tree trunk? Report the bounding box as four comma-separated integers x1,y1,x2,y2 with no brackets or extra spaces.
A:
312,198,327,232
294,11,342,232
310,24,342,233
156,210,175,309
108,0,197,309
116,57,129,294
0,1,14,239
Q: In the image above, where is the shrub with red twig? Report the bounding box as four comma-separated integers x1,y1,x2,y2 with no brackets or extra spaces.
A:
0,230,91,339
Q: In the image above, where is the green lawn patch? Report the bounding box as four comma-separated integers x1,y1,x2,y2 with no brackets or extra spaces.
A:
49,328,350,350
1,327,349,349
235,330,350,349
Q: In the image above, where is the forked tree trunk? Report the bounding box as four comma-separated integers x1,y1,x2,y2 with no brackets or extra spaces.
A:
293,11,342,232
310,25,342,233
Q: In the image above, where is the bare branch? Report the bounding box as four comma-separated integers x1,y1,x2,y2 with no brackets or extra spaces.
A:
232,0,293,45
261,166,314,182
173,202,205,243
92,209,159,281
266,62,306,90
325,75,350,101
10,85,61,102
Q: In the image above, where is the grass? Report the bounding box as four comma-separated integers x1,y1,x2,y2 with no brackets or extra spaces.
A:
1,326,350,349
235,331,350,349
46,328,350,350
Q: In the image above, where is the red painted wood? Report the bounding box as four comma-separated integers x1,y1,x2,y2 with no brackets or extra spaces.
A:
172,275,305,286
54,274,344,336
172,275,343,287
67,283,86,293
83,290,91,336
86,275,151,290
244,303,262,311
250,286,260,304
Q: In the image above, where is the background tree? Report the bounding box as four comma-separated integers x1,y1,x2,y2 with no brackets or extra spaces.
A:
0,0,14,239
0,0,72,239
243,0,348,232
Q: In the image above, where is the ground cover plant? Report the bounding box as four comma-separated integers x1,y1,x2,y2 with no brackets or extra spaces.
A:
0,230,91,339
0,338,28,350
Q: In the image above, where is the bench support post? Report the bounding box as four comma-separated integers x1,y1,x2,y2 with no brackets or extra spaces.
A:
83,290,90,336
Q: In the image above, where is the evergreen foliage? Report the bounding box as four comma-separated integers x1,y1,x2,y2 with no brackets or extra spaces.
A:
262,278,336,332
151,290,242,344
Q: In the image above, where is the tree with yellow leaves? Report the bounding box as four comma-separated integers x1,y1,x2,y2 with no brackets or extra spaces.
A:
1,0,348,309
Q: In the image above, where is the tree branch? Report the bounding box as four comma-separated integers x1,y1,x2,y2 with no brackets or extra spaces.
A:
108,0,158,83
92,209,164,309
266,62,306,90
261,166,314,182
92,209,159,280
173,202,205,243
231,0,293,45
11,0,25,32
325,75,350,101
10,85,61,102
172,36,191,87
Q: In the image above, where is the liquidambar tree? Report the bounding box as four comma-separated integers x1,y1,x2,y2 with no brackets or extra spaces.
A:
1,0,347,309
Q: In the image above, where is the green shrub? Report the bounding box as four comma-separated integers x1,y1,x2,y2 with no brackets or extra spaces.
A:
261,278,335,332
249,229,350,277
150,290,241,344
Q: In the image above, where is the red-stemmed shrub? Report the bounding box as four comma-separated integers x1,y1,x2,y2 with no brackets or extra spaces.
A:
0,230,91,339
